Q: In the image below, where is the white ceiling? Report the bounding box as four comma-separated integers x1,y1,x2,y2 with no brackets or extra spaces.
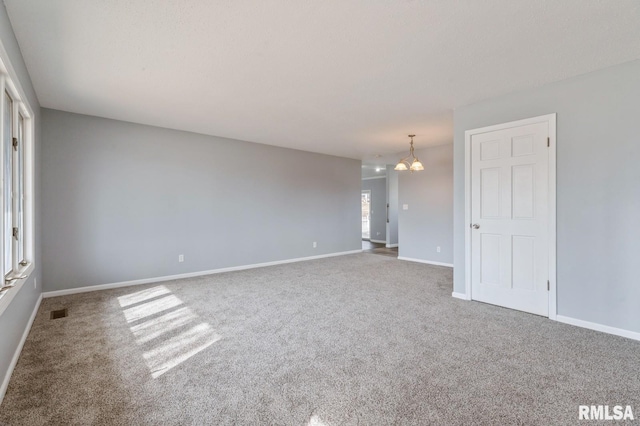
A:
5,1,640,160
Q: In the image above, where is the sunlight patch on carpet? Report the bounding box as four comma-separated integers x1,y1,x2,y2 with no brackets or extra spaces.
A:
121,294,183,322
307,414,328,426
118,285,221,378
117,285,172,307
143,323,221,378
129,307,198,344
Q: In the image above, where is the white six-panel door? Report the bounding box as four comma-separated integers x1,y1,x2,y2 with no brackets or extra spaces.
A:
470,121,550,316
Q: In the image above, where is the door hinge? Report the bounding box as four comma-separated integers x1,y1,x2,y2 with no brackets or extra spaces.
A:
547,280,550,291
547,137,550,147
12,137,18,150
12,227,18,240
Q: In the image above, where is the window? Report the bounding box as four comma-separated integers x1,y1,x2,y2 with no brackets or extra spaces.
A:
2,101,27,272
2,90,11,275
0,55,35,310
17,113,25,265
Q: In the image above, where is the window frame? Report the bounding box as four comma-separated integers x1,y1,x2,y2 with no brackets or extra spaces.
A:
17,112,26,266
0,44,36,315
2,89,13,278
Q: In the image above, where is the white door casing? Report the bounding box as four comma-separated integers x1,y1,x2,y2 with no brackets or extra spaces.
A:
464,114,556,318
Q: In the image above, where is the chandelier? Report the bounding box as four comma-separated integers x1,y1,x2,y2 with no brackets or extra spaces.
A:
394,135,424,172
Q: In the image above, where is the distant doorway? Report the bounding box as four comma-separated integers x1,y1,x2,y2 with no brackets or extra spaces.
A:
362,240,398,258
361,190,371,239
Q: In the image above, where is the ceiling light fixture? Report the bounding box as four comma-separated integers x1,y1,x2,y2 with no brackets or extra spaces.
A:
394,134,424,172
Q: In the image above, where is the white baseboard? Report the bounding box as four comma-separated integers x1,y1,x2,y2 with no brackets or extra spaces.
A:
448,298,638,341
369,239,386,244
556,315,640,342
397,256,453,268
385,243,398,248
43,250,363,298
446,298,639,341
0,293,42,405
451,292,470,300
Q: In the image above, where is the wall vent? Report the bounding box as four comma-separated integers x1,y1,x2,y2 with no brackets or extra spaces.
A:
50,308,68,320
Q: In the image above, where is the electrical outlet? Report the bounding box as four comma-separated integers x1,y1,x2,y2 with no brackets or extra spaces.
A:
437,246,441,253
178,254,184,262
376,232,380,236
402,204,409,210
313,242,317,248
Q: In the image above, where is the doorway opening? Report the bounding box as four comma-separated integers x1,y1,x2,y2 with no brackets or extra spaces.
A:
362,240,398,257
361,190,371,240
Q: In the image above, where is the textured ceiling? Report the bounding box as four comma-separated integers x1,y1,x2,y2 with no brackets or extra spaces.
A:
5,0,640,159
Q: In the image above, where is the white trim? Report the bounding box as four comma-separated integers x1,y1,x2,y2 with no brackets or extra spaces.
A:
397,256,453,268
464,122,472,298
0,46,35,119
0,36,36,316
547,116,557,320
385,243,398,248
451,292,470,300
385,223,389,246
0,292,41,405
43,250,362,298
361,176,387,181
0,263,34,315
556,315,640,342
369,239,386,244
463,114,557,319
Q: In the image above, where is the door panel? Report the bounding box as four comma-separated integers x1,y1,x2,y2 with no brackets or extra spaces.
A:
512,164,535,219
480,233,501,286
471,122,549,316
512,235,535,290
480,168,501,218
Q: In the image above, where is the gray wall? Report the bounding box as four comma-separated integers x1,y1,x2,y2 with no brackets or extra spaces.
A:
361,177,387,242
398,144,453,264
361,167,386,179
0,2,42,395
386,166,398,246
42,109,361,291
453,59,640,333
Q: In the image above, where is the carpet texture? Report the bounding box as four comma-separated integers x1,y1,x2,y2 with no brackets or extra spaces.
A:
1,253,639,425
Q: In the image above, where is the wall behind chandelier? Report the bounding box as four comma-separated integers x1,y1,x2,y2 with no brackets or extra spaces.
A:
397,144,453,267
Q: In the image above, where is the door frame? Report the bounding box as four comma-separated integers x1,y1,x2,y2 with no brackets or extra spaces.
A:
464,114,557,319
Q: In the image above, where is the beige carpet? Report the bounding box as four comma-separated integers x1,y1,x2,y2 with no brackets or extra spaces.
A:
1,253,639,425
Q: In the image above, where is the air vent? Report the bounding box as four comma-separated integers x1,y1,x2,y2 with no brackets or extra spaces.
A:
50,308,68,320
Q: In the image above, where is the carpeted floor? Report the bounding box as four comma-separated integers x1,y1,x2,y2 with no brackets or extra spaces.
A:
1,253,639,425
